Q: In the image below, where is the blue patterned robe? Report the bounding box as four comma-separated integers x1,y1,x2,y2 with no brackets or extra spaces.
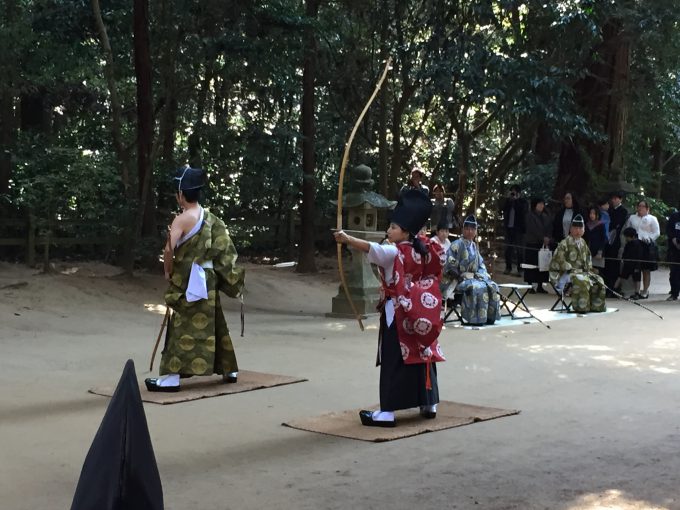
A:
443,239,501,324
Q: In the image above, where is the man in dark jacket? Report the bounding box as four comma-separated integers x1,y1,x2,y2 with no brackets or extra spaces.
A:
604,191,629,294
666,206,680,300
502,184,527,275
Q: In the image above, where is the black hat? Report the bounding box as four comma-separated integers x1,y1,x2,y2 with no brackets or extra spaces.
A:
390,189,432,235
571,214,585,227
463,215,479,228
70,360,163,510
173,165,204,191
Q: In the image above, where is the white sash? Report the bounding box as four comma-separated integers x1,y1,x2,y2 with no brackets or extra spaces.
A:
177,209,210,303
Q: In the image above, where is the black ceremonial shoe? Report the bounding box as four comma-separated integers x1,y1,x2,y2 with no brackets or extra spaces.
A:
222,374,238,383
420,409,437,419
144,378,180,393
359,410,396,428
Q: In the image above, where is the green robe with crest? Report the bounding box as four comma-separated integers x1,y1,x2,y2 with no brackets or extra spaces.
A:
160,210,245,376
549,235,606,313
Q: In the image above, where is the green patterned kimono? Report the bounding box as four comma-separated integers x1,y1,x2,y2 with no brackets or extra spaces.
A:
160,210,245,376
549,235,606,313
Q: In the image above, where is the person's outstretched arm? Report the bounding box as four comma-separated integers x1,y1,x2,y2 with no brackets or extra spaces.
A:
333,230,371,253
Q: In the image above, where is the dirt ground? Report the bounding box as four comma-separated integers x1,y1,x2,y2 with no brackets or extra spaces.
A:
1,259,680,510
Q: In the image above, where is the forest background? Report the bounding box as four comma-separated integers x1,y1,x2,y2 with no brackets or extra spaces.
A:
1,0,680,272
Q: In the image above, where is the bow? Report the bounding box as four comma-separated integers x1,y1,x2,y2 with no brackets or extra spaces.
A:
336,58,392,332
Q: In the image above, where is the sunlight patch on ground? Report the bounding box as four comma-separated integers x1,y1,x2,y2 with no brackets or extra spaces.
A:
650,366,678,374
566,489,669,509
144,303,167,315
525,344,614,353
649,337,680,350
462,364,492,373
590,355,638,368
325,322,349,331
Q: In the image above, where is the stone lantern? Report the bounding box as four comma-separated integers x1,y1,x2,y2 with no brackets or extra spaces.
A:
328,164,396,318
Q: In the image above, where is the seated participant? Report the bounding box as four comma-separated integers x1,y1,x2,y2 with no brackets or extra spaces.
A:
443,215,501,325
549,214,606,313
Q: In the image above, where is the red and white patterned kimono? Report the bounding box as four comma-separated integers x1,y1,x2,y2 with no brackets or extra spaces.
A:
380,239,446,364
367,237,445,412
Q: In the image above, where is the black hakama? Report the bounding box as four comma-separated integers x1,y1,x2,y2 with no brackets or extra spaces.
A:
378,314,439,412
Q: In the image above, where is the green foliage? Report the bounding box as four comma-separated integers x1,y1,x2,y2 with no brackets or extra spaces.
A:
3,0,680,263
11,132,124,229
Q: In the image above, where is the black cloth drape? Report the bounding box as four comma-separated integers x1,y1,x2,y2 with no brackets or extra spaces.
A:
70,360,163,510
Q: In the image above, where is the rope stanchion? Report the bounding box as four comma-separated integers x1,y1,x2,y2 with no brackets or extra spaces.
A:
493,240,680,269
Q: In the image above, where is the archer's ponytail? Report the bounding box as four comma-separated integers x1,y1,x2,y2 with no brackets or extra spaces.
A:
410,234,429,257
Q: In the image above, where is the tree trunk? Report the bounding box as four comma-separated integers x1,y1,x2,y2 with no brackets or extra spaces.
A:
19,92,50,133
133,0,155,237
554,18,630,199
651,137,663,199
0,43,15,197
605,30,630,183
377,0,389,198
0,0,18,199
188,62,214,169
554,142,588,199
91,0,134,272
455,130,471,217
533,122,556,165
0,90,12,197
428,121,454,187
297,0,320,273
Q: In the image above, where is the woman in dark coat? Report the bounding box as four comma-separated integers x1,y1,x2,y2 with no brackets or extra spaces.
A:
524,197,552,293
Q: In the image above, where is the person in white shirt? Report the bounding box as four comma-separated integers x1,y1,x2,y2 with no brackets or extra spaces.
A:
623,199,660,299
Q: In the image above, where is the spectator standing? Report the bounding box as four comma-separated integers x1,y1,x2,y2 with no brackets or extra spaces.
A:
552,191,583,245
604,191,629,292
501,184,527,275
523,197,552,293
585,206,607,273
614,227,644,299
399,168,429,198
598,197,611,239
430,183,457,231
666,205,680,301
623,200,660,299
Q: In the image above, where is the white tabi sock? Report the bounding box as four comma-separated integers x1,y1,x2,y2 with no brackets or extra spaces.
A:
227,371,238,378
157,374,180,387
371,410,395,422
